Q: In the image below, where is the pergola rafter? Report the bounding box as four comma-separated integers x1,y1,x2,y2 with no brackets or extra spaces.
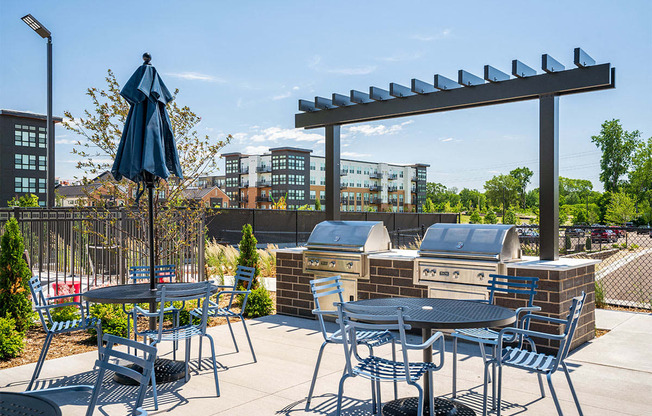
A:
295,48,615,260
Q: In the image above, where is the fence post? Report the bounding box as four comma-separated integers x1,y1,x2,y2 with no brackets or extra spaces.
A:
118,207,125,284
199,209,206,281
295,210,299,246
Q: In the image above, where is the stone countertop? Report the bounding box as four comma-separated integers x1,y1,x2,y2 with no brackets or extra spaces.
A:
368,249,419,261
509,256,601,270
275,247,306,254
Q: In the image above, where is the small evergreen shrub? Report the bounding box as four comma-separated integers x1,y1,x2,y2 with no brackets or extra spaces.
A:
595,280,606,308
0,218,34,333
586,236,592,250
243,286,274,318
238,224,260,289
0,315,25,359
469,210,482,224
484,210,498,224
88,303,128,340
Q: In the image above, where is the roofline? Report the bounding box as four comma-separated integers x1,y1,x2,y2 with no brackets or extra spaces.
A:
269,146,313,153
0,109,63,123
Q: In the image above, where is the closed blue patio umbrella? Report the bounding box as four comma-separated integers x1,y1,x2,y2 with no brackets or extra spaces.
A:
112,53,183,292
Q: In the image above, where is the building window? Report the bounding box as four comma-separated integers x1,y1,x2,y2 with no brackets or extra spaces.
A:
320,164,325,171
310,162,315,170
357,168,362,174
14,125,46,148
319,191,325,200
310,190,316,200
272,155,287,170
226,159,238,174
14,177,45,194
310,176,315,185
14,154,46,171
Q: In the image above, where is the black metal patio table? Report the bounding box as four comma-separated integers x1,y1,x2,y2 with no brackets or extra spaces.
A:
348,297,516,416
83,282,218,384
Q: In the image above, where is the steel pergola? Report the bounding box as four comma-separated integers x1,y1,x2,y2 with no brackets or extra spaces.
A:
295,48,615,260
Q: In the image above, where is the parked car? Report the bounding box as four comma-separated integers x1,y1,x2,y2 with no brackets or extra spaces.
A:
566,228,586,237
591,229,617,243
608,226,625,238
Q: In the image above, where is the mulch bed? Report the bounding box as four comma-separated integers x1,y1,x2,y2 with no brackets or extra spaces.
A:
0,291,277,370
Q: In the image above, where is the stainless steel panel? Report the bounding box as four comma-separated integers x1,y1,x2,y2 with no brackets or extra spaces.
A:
302,251,365,278
418,223,521,262
306,221,391,253
312,273,357,315
417,260,498,286
428,282,489,301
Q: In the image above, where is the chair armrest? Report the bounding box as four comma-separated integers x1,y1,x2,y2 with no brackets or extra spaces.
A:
36,302,82,310
45,293,81,302
515,306,542,326
131,305,159,318
217,290,250,298
214,285,235,289
520,313,568,326
311,309,337,316
498,326,565,350
406,331,446,369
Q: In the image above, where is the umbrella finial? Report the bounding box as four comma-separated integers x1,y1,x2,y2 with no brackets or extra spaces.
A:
143,52,151,65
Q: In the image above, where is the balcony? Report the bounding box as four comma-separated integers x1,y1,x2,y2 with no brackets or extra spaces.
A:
387,186,398,192
369,198,382,204
256,196,272,202
369,172,382,179
340,170,348,176
387,174,398,180
239,182,249,188
239,167,249,174
368,185,380,191
256,166,272,173
256,181,271,187
411,176,418,181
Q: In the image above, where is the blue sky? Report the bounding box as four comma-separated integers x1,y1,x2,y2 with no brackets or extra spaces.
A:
1,0,650,191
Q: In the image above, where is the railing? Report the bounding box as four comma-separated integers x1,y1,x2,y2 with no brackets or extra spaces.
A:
239,167,249,174
256,196,272,202
369,172,382,179
518,225,652,310
370,198,382,204
239,182,249,188
256,166,271,173
387,186,398,192
256,181,271,187
387,174,398,180
0,208,205,296
369,185,380,191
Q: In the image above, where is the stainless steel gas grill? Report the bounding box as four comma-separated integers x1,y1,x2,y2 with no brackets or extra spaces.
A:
303,221,392,303
414,223,522,300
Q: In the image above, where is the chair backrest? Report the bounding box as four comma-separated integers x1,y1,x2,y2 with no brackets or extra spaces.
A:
225,265,256,310
86,334,156,416
336,302,414,380
28,276,52,330
556,292,587,363
155,281,214,338
487,274,539,307
129,265,176,283
309,275,345,341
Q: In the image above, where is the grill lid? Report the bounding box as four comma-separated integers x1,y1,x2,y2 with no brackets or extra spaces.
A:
419,223,521,262
306,221,392,252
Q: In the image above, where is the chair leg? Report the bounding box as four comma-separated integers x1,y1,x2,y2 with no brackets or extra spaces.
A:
85,366,107,416
336,374,350,416
537,373,546,398
198,335,203,370
150,371,159,410
375,378,382,416
546,373,564,416
491,345,497,410
225,316,239,352
428,371,435,416
391,339,397,400
480,343,492,384
496,364,503,416
305,341,328,410
127,314,132,355
482,360,491,416
204,334,221,397
240,316,257,362
413,381,424,416
185,337,192,382
562,362,584,416
27,332,54,391
452,336,458,399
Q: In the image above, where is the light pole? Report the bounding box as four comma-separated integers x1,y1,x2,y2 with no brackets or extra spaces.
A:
21,14,54,208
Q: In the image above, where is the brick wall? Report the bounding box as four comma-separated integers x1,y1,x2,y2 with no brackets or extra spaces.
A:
276,251,595,353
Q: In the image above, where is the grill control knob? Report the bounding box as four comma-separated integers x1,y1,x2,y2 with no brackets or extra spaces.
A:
346,262,354,270
329,261,336,268
477,272,484,281
423,268,430,277
453,271,459,279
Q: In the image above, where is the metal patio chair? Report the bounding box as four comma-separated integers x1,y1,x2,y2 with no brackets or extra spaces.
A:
86,334,157,416
451,274,541,407
132,281,220,397
483,292,587,416
26,276,103,391
192,265,257,362
305,275,397,411
335,302,445,416
125,265,181,356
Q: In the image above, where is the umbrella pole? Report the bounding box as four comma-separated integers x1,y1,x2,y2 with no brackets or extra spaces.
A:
147,178,156,330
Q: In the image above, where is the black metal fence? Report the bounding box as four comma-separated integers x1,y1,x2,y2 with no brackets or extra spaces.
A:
0,208,205,296
204,208,459,247
517,225,652,309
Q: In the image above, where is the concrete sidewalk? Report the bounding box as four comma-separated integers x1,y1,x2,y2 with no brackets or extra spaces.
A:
1,309,651,415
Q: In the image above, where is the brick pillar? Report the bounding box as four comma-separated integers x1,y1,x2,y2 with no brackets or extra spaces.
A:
276,251,314,318
505,264,596,354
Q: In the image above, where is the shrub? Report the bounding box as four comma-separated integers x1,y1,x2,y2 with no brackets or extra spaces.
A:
0,218,34,332
50,304,80,322
484,210,497,224
586,236,592,250
87,303,128,341
565,235,572,251
243,286,274,318
595,280,606,308
629,244,640,250
0,315,25,359
469,210,482,224
238,224,260,289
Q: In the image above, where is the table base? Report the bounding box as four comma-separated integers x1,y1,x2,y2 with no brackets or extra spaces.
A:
382,397,476,416
113,359,187,385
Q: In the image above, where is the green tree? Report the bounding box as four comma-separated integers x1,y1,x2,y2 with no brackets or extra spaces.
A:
572,207,588,225
0,218,34,333
237,224,260,289
314,195,322,211
503,209,519,225
484,174,519,213
7,194,40,208
559,177,593,205
484,210,498,224
469,210,482,224
459,188,485,211
605,192,636,225
628,137,652,210
509,167,533,209
591,119,641,192
422,198,436,213
525,188,539,210
559,205,571,226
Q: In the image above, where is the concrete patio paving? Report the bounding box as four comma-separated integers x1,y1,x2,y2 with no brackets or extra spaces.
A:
1,308,651,415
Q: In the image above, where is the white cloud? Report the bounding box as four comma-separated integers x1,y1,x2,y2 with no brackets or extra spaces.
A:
232,126,324,147
165,72,226,83
272,91,292,100
342,151,371,158
440,138,454,142
346,120,413,136
411,29,452,42
292,86,300,90
309,55,376,76
56,138,78,144
244,145,270,155
439,136,461,143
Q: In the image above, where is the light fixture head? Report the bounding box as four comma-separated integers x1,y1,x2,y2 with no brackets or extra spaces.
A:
21,14,51,39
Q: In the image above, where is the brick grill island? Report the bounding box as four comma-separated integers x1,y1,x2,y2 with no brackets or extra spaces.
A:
276,248,598,353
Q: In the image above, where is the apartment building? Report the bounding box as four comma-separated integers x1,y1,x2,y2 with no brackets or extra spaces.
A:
0,110,62,207
220,147,427,212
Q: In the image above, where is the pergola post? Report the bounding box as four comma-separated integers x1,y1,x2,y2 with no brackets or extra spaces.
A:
324,125,341,220
539,94,559,260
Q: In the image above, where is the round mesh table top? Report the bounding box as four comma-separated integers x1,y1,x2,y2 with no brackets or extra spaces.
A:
82,282,217,304
0,392,62,416
349,297,515,329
